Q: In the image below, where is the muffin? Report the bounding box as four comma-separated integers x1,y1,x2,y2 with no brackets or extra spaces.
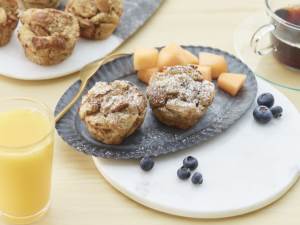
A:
18,8,79,65
0,0,18,46
20,0,61,9
79,80,147,145
65,0,123,40
147,65,215,129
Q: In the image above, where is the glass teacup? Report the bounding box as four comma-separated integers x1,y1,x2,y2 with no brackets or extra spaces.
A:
251,0,300,70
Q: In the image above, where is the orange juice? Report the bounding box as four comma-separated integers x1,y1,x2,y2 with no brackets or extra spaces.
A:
0,100,54,224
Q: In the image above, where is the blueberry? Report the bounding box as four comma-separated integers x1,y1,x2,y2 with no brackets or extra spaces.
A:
140,156,154,171
271,106,283,118
257,93,275,108
253,106,273,124
191,172,203,185
177,166,191,180
183,156,198,171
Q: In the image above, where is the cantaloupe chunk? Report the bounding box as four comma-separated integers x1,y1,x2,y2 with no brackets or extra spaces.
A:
198,65,212,81
181,49,198,65
133,47,159,70
217,73,247,96
157,43,199,69
199,53,228,79
137,67,159,84
157,43,186,69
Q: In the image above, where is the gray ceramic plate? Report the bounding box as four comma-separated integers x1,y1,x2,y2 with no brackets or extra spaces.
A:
55,46,257,160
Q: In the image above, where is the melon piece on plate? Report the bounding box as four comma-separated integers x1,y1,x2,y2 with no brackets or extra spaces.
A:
133,48,159,70
198,65,212,81
199,52,228,79
217,73,247,96
157,43,186,69
181,49,198,65
137,68,159,84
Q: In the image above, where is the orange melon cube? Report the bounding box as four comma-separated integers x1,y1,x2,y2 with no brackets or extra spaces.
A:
198,65,212,81
137,68,159,84
133,47,159,70
199,53,228,79
217,73,247,96
181,49,198,65
157,43,185,69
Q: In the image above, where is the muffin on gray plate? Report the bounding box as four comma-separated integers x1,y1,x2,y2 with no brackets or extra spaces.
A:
147,65,215,129
79,80,147,145
0,0,18,46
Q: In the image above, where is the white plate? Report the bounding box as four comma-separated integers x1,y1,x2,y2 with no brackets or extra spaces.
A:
93,78,300,218
0,30,122,80
0,0,162,80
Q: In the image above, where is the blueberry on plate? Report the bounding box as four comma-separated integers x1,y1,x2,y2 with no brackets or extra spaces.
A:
257,93,275,108
177,166,191,180
183,156,198,171
140,156,154,171
271,106,283,118
253,106,273,124
191,172,203,185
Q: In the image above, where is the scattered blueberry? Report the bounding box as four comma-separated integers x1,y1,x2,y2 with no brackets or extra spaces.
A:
257,93,275,108
140,156,154,171
177,166,191,180
271,106,283,118
191,172,203,185
183,156,198,171
253,106,273,124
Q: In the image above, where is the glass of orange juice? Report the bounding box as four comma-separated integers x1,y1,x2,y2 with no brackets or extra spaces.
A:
0,98,54,224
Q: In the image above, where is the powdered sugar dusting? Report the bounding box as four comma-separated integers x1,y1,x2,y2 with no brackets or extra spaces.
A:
147,65,215,108
80,80,147,118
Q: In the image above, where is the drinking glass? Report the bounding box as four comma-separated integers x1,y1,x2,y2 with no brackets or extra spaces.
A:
0,98,54,224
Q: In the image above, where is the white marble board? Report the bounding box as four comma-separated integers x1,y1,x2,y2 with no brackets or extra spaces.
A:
93,78,300,218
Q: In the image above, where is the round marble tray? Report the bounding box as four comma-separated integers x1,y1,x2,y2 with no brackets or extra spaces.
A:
93,78,300,218
55,46,257,159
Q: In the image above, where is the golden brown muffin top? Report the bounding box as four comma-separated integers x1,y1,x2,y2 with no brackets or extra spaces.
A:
147,65,215,109
66,0,122,26
0,0,18,27
19,0,60,10
22,0,58,5
67,0,122,17
79,80,147,119
20,8,79,49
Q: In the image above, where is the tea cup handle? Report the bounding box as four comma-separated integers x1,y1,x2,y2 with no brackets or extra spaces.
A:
251,24,275,55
